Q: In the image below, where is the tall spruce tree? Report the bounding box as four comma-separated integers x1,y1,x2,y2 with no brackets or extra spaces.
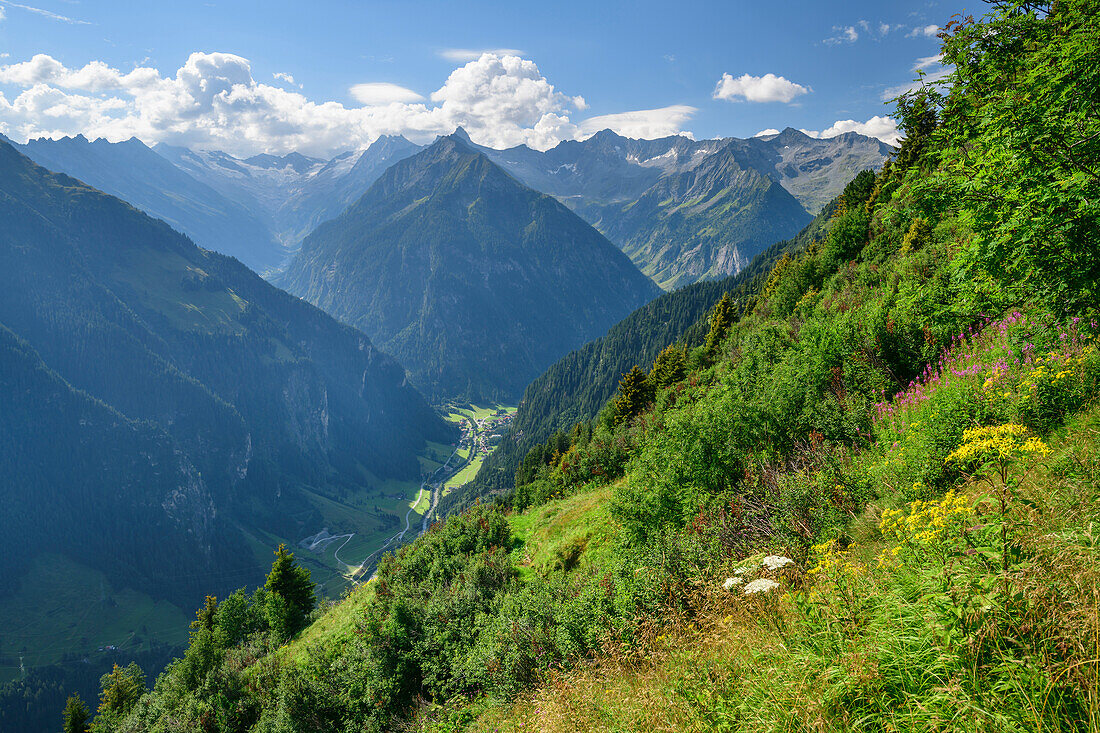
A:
649,344,687,390
62,693,90,733
613,366,653,425
704,293,735,357
263,544,317,637
95,663,145,725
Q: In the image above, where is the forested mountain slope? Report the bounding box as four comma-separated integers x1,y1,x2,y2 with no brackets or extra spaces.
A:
0,140,450,676
282,133,661,403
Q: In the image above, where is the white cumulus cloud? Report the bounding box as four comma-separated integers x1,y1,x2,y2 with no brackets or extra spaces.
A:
713,73,809,103
800,116,900,146
428,53,588,149
0,51,649,155
753,128,781,137
349,82,424,105
578,105,696,140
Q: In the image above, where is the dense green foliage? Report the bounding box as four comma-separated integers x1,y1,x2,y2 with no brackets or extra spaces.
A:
283,134,661,403
917,0,1100,312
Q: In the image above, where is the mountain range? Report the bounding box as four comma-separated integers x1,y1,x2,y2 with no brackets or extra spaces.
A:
14,128,889,290
11,134,426,274
10,134,285,274
282,134,662,402
154,134,424,252
468,127,892,288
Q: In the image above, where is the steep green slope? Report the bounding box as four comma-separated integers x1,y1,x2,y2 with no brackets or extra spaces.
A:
458,200,835,507
282,134,661,403
0,141,451,682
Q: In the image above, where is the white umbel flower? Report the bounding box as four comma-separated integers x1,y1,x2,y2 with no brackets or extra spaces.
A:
723,576,743,590
743,578,780,595
761,555,794,571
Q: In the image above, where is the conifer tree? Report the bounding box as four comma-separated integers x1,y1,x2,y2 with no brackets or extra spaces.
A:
613,365,653,425
96,663,145,721
264,544,317,636
62,693,90,733
191,595,218,633
704,293,735,357
649,344,687,390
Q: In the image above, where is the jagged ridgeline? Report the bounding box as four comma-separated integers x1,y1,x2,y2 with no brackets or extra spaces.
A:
0,140,450,609
467,127,892,290
282,134,662,403
450,200,836,511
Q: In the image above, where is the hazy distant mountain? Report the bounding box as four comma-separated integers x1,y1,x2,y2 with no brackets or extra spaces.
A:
467,127,892,288
155,136,423,251
282,134,662,403
12,134,285,273
278,135,424,245
747,127,895,214
0,138,449,616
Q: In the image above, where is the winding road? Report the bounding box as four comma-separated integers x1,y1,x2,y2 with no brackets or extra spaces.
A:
345,435,468,582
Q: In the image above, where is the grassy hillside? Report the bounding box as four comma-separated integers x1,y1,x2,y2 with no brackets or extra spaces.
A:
67,3,1100,731
473,402,1100,731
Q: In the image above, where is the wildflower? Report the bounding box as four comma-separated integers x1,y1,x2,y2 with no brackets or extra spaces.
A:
761,555,794,571
723,577,743,590
946,423,1049,464
743,578,780,595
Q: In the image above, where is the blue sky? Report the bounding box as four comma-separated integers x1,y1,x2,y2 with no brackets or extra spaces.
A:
0,0,954,156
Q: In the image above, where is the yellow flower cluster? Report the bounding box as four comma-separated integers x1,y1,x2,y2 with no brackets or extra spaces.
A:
808,539,865,577
879,489,973,546
945,423,1051,464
